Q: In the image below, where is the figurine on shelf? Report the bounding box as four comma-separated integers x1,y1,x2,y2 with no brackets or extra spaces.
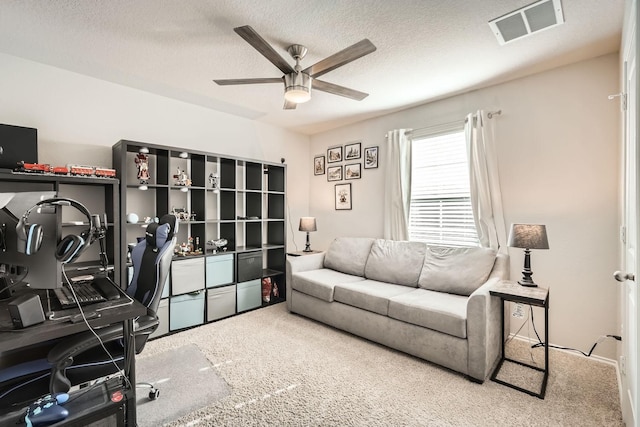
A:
173,167,191,187
171,207,191,221
206,238,228,253
135,153,150,184
262,277,272,303
208,173,220,193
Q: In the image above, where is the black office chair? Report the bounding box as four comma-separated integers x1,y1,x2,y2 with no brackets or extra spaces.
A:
0,214,177,410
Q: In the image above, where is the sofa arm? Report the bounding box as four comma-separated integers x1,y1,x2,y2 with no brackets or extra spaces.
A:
286,252,326,311
466,253,509,382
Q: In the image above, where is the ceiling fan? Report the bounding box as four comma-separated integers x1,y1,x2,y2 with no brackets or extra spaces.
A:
213,26,376,109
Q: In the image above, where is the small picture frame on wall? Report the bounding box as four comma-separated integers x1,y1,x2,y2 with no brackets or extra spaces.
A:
344,142,361,160
364,146,379,169
314,155,325,175
327,146,342,163
327,165,342,182
345,163,361,180
335,183,352,210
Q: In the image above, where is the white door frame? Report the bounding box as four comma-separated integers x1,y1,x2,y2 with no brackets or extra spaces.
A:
620,1,639,423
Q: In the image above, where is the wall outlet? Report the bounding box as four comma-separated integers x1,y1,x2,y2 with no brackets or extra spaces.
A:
512,303,525,319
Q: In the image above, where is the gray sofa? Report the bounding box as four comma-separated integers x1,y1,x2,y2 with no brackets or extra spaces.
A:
286,237,509,382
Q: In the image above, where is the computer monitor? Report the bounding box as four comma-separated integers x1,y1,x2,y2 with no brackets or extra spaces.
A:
0,191,60,292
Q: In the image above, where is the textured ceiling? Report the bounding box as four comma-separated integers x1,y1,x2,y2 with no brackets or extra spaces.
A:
0,0,625,135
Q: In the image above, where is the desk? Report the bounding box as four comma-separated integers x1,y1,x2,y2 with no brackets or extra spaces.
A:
490,280,549,399
0,282,146,425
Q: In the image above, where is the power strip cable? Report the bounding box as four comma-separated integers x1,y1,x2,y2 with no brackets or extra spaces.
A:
528,305,621,357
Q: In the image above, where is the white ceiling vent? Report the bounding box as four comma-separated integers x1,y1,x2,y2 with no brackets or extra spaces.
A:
489,0,564,45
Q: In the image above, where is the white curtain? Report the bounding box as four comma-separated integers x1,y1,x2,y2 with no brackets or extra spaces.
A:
383,129,411,240
465,110,507,252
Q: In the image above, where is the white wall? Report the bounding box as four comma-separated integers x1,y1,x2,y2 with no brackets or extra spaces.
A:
0,52,311,251
309,53,621,360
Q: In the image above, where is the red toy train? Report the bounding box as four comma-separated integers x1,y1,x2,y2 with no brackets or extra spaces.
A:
15,162,116,178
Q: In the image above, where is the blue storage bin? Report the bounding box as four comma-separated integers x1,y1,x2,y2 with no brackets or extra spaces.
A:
206,254,234,288
169,291,205,331
237,279,261,312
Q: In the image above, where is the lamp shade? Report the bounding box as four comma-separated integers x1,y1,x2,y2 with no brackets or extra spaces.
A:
284,72,312,103
508,224,549,249
299,217,317,232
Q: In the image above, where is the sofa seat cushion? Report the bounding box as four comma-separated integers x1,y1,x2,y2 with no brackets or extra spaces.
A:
388,289,468,339
333,280,416,315
419,246,497,296
292,269,365,302
364,239,427,287
324,237,375,276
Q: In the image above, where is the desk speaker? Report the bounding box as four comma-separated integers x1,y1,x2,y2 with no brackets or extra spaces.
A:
9,294,45,328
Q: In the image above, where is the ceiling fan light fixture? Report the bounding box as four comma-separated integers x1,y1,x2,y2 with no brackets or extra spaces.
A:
284,72,312,103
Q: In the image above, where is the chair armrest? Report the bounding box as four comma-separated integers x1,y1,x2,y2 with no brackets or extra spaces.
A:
466,253,509,382
286,252,325,311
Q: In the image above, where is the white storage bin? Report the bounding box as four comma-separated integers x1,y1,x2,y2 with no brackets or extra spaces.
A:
149,298,169,339
171,257,205,295
206,254,234,288
207,285,236,321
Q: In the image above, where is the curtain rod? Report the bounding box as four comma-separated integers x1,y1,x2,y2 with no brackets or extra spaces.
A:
384,109,503,138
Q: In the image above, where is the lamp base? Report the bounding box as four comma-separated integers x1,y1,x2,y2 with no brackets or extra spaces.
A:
518,279,538,287
303,232,312,252
519,249,538,287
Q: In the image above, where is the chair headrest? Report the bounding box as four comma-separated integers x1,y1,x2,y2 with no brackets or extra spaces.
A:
158,214,178,240
144,214,177,249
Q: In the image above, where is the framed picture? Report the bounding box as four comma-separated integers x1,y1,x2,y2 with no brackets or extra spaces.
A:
314,155,325,175
327,146,342,163
345,163,361,180
335,183,352,210
364,146,379,169
344,142,361,160
327,165,342,182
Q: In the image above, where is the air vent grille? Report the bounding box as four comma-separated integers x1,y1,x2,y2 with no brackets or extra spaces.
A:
489,0,564,45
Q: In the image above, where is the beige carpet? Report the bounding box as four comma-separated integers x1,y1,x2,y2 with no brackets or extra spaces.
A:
138,303,623,426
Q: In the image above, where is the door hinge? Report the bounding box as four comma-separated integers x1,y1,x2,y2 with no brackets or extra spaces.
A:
620,225,627,244
608,93,627,111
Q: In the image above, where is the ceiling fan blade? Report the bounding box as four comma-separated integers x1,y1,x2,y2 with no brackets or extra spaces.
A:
213,77,282,86
312,79,369,101
234,26,295,74
283,99,297,110
303,39,376,79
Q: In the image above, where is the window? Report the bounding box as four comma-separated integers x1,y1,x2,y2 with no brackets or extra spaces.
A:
409,128,479,247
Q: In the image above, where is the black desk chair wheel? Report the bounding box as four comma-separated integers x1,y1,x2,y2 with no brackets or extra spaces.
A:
0,214,177,411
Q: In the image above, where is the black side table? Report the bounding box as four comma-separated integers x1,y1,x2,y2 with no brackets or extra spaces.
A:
490,280,550,399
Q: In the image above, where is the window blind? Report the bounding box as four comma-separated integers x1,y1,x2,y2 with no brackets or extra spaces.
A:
409,130,479,247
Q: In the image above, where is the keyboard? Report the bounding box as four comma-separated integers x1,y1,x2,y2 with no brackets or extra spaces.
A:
54,281,107,309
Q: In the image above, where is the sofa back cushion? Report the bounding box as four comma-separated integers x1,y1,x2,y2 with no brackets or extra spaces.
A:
364,239,427,287
324,237,375,276
418,246,497,296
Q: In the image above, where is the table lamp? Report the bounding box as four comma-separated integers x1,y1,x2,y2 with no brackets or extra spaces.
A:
299,217,317,252
508,223,549,287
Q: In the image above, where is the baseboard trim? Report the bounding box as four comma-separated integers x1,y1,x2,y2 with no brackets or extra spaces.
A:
508,334,618,366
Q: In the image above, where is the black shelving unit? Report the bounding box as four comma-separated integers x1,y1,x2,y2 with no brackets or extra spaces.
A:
112,140,286,337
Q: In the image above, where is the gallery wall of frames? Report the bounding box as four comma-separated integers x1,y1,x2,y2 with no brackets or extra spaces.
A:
313,141,378,211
